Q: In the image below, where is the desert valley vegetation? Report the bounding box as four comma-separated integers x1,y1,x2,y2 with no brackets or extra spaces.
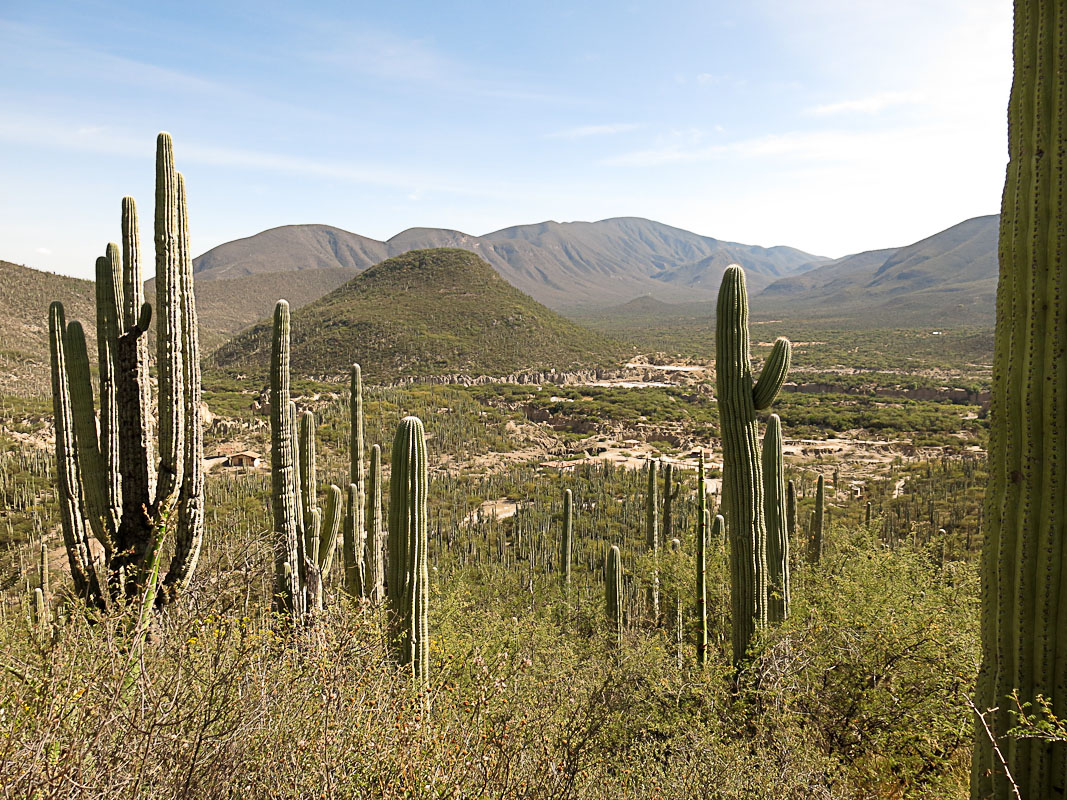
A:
0,1,1063,799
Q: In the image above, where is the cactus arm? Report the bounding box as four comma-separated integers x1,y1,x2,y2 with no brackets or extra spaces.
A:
63,320,117,556
367,444,384,602
163,172,204,602
762,414,789,623
319,484,343,575
299,409,317,532
153,132,185,512
97,247,123,534
48,303,102,602
752,337,792,411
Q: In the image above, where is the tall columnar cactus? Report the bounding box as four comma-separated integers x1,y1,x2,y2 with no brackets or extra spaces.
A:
696,505,709,667
786,479,798,569
49,133,202,608
362,444,385,603
671,537,683,669
270,300,304,615
560,489,573,589
762,414,789,622
972,3,1067,796
605,544,622,648
388,417,430,688
646,459,659,621
663,461,678,542
809,474,824,565
715,264,791,664
345,364,368,597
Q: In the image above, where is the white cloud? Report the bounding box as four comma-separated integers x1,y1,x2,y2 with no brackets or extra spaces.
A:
35,247,52,255
546,123,640,139
807,91,924,116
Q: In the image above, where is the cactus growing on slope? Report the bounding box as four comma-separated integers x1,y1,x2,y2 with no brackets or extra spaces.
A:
972,2,1067,796
560,488,573,589
388,417,430,689
646,459,659,621
48,133,203,608
809,474,825,565
605,544,622,648
715,264,791,664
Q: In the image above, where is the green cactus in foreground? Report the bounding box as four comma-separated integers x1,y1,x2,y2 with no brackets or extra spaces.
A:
786,479,798,570
715,264,791,664
762,414,789,623
972,3,1067,795
560,489,573,589
671,537,683,668
809,474,824,565
49,133,202,608
388,417,430,688
646,459,659,621
605,544,622,648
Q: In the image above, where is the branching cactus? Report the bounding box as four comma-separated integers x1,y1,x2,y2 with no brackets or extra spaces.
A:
762,414,789,622
715,264,791,664
48,133,203,608
646,460,659,621
972,2,1067,795
388,417,430,689
561,488,573,589
605,544,622,648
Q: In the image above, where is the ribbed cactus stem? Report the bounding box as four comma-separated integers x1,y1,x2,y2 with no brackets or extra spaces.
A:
561,489,573,588
270,300,303,614
605,544,622,648
39,541,49,607
299,410,317,532
96,245,122,534
763,414,789,623
786,479,798,568
663,462,676,542
387,417,430,688
365,444,384,603
809,474,824,564
646,460,659,621
153,132,184,512
696,506,708,666
972,4,1067,795
671,537,683,669
716,264,791,664
348,364,368,596
319,484,343,576
865,501,872,528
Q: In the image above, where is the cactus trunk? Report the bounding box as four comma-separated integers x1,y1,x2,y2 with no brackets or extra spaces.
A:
972,3,1067,796
763,414,789,623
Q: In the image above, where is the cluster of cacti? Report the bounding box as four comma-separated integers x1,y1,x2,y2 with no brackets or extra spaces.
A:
387,417,430,687
645,459,659,621
715,264,792,663
972,1,1066,794
605,544,622,647
48,133,203,608
269,300,343,614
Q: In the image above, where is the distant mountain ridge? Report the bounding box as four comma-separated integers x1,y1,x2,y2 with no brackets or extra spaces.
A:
192,217,828,308
756,215,998,322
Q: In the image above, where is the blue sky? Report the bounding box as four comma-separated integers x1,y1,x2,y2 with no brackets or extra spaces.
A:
1,0,1010,279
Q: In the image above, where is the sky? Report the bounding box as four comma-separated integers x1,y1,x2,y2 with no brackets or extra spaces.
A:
0,0,1011,280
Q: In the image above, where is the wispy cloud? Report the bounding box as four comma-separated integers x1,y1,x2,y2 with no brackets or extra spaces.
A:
546,123,640,139
806,90,924,116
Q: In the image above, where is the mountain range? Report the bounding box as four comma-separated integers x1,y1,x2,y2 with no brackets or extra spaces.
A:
192,217,827,308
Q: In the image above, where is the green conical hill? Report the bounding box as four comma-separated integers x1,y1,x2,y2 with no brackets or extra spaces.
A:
211,248,624,382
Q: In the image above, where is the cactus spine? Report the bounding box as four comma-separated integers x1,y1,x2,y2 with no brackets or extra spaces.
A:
972,3,1067,796
762,414,789,622
646,460,659,621
715,264,791,664
809,474,824,565
605,544,622,648
48,133,202,607
387,417,430,688
561,489,573,588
